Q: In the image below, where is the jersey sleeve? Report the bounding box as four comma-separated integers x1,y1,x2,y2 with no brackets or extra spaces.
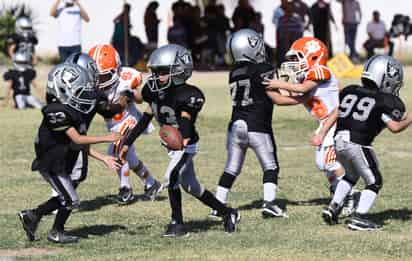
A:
3,70,13,81
27,69,36,81
120,67,142,89
254,63,275,88
306,66,331,82
42,104,75,132
141,83,153,103
381,95,406,122
179,87,205,115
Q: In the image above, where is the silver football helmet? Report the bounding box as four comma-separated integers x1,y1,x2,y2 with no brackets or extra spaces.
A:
12,50,32,71
15,16,33,38
47,63,97,113
65,53,99,87
361,55,404,96
147,44,193,92
226,29,266,64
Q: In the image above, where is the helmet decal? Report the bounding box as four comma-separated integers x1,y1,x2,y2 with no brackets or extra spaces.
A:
304,40,322,55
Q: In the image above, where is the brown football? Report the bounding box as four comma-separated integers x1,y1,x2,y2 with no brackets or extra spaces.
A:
159,125,183,150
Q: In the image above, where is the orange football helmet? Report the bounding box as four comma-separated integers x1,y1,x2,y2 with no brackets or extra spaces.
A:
88,44,121,89
281,37,328,79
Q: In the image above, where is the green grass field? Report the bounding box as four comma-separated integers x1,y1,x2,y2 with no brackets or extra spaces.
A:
1,66,412,260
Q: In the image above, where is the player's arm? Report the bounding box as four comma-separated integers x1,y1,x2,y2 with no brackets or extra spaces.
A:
75,0,90,22
266,90,306,106
384,112,412,133
123,105,154,146
31,79,43,101
88,148,121,171
50,0,61,17
2,80,13,107
119,105,153,162
263,78,318,93
180,111,193,147
7,43,16,57
311,107,338,146
65,127,121,145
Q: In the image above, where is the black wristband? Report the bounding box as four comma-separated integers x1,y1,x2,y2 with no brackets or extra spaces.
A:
124,112,153,145
179,117,193,139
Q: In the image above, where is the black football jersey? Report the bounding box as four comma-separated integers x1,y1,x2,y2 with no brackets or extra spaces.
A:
142,82,205,144
229,62,275,133
33,103,87,174
336,85,405,146
7,34,38,54
3,68,36,96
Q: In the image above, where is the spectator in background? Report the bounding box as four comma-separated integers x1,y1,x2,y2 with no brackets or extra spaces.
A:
144,1,160,49
167,17,188,47
339,0,361,62
276,1,303,65
112,3,131,65
310,0,336,57
364,11,394,58
232,0,256,31
216,4,231,65
291,0,311,31
50,0,90,62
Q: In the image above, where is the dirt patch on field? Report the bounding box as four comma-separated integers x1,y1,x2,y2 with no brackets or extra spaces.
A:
0,247,63,257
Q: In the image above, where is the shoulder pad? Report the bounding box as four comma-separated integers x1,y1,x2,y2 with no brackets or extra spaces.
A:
42,104,75,131
180,85,205,112
306,66,331,81
381,94,406,121
119,67,143,89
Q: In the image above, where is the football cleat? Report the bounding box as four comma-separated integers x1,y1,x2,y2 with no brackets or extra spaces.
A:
322,202,340,225
340,191,358,218
18,209,40,241
262,201,288,218
142,181,163,201
208,209,224,221
223,208,240,233
47,229,79,243
117,187,134,205
163,222,189,238
347,213,381,231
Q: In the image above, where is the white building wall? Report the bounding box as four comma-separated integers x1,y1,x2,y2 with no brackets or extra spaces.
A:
3,0,412,56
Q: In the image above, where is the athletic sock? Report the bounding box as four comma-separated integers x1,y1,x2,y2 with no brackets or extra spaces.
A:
215,186,229,204
119,162,131,188
263,182,277,202
332,179,352,206
356,189,377,214
34,197,61,217
198,190,230,215
52,208,72,232
168,188,183,224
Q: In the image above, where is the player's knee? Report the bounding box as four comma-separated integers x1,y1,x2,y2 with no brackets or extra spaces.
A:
263,168,279,185
218,172,237,189
342,175,357,186
365,177,383,194
181,181,204,198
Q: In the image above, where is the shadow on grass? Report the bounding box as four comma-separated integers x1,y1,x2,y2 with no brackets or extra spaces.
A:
368,208,412,225
238,197,330,212
69,224,128,238
184,219,222,233
79,194,167,212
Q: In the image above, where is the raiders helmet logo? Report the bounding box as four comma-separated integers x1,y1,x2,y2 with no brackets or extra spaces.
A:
387,62,400,79
61,68,79,86
304,40,321,54
177,52,192,65
248,36,259,48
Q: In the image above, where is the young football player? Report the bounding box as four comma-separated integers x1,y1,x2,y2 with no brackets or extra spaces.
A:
119,44,240,237
2,51,42,109
7,16,38,64
18,63,121,243
89,44,162,204
263,37,356,216
211,29,305,219
320,55,412,230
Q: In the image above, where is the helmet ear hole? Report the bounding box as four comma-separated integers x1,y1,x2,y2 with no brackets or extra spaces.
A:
312,56,318,61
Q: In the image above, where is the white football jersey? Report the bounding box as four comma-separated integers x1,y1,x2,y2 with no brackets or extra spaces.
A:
105,67,154,135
